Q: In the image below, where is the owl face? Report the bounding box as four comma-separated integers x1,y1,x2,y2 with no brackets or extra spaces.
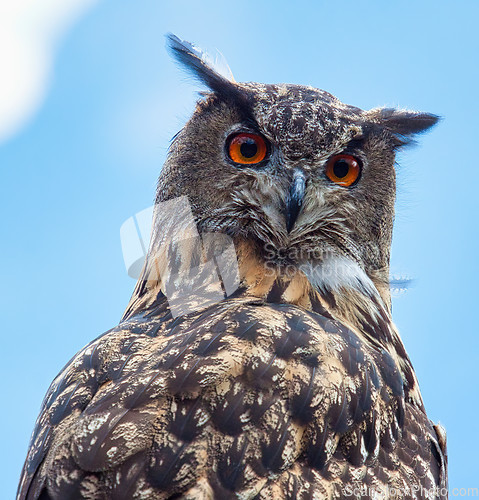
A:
157,36,438,296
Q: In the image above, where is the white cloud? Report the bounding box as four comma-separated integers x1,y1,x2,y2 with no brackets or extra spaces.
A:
0,0,98,144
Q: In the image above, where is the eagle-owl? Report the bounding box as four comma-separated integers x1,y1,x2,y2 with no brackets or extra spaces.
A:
18,35,447,499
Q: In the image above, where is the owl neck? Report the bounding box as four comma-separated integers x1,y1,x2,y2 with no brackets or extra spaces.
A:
123,234,423,408
235,239,424,409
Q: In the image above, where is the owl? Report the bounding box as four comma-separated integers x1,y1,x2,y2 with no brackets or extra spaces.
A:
18,35,447,499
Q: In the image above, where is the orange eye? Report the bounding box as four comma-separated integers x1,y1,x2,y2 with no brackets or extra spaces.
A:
227,133,268,165
325,154,361,187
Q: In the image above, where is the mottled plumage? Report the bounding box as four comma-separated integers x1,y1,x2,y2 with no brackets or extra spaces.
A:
18,35,447,499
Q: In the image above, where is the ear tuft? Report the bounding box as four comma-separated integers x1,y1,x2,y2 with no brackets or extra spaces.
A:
368,107,440,146
166,34,246,103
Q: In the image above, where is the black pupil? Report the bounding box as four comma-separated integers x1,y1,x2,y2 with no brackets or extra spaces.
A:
333,159,350,178
240,139,258,158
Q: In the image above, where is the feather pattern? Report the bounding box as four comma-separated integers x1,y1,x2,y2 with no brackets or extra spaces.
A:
18,292,446,499
18,34,446,499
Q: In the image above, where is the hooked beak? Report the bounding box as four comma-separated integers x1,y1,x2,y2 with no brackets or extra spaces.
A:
286,170,306,232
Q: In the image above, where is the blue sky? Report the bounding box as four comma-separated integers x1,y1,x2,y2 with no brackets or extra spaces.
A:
1,0,478,496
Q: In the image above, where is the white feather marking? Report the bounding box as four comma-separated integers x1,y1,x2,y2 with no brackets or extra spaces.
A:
188,40,235,82
300,255,379,299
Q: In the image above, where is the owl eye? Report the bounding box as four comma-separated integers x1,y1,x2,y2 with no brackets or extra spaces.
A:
325,154,362,187
227,132,268,165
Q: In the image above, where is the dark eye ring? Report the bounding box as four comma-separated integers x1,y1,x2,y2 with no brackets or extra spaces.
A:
226,132,268,165
325,154,362,186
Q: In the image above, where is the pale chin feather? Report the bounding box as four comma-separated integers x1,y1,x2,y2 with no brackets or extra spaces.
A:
299,255,379,299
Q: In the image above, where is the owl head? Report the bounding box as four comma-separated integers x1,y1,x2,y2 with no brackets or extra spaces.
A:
148,34,438,313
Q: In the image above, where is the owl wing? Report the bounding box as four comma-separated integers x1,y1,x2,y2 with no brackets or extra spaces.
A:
18,295,447,499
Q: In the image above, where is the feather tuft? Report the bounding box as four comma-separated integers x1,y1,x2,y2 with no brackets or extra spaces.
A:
166,33,247,104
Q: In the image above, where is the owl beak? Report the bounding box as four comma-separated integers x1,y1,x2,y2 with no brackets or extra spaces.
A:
286,170,306,232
